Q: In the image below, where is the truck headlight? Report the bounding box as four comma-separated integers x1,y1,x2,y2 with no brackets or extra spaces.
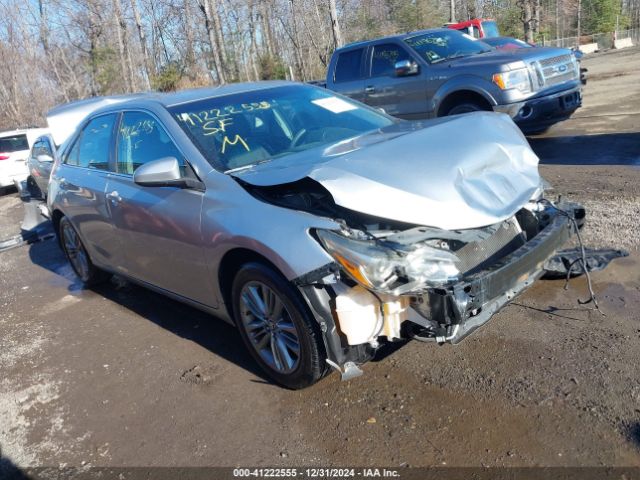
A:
493,68,533,93
315,229,460,293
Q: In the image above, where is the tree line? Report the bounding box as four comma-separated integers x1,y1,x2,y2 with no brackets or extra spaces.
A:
0,0,637,130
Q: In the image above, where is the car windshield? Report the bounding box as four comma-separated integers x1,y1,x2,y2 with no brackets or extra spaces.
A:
167,85,395,172
404,31,492,64
0,134,29,153
481,21,500,38
482,37,530,49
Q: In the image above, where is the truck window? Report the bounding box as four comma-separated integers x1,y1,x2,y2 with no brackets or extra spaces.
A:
334,49,364,83
405,31,491,64
370,44,412,77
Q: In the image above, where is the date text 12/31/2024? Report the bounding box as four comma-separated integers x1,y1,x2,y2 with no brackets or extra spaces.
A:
232,468,401,478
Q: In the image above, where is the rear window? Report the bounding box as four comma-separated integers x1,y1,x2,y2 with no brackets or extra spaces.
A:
334,49,364,83
0,134,29,153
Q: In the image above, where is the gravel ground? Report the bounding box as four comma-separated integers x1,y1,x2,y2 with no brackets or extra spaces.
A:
541,165,640,252
0,48,639,474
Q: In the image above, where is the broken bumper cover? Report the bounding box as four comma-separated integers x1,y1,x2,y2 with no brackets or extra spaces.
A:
407,206,579,344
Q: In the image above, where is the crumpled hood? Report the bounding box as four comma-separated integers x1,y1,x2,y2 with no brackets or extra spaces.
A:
231,112,541,230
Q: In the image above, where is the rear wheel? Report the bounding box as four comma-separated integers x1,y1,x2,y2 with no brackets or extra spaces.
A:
58,216,109,286
231,262,327,389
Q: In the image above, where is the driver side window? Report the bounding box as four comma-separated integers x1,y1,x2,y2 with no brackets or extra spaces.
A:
370,43,412,77
33,138,54,159
116,111,183,175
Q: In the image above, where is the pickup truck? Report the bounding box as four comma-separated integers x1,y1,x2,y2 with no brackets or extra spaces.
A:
324,28,582,133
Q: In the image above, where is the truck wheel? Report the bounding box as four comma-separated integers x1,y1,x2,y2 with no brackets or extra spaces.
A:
446,102,485,116
231,262,327,389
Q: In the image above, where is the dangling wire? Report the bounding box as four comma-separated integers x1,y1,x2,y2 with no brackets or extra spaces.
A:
538,198,605,316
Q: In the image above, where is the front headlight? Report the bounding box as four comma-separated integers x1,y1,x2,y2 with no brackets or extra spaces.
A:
492,68,533,93
315,229,459,293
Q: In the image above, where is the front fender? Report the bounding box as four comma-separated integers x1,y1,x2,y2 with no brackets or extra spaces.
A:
432,76,502,114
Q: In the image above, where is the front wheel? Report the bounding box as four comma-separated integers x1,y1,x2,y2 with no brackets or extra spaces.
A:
445,102,485,116
58,216,109,286
231,262,327,389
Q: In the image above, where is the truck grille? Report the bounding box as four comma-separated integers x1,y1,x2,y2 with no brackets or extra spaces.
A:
538,54,572,67
532,54,578,88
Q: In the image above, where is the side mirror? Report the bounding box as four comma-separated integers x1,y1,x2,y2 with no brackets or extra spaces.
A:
394,60,419,77
36,154,54,162
133,157,203,189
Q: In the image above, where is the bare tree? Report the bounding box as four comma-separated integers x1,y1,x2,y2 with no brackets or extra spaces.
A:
328,0,343,47
113,0,135,90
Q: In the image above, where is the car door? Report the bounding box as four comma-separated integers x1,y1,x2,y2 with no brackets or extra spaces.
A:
29,137,55,194
38,137,56,189
364,42,431,119
107,110,212,305
54,113,122,270
329,47,367,103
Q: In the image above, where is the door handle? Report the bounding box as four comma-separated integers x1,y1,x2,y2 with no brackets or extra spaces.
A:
58,177,68,188
365,85,375,94
106,190,122,204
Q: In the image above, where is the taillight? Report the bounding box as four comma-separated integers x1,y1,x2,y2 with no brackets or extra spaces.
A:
0,153,10,160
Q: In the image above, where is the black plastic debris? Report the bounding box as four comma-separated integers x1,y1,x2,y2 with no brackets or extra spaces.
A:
543,247,629,279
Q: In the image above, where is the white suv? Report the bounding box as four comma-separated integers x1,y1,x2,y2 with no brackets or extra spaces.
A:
0,128,50,192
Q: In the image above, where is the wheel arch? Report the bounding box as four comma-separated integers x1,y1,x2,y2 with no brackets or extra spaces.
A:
218,247,288,315
437,89,494,116
51,209,65,246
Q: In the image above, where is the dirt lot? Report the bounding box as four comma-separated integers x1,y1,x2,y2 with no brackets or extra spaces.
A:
1,48,639,473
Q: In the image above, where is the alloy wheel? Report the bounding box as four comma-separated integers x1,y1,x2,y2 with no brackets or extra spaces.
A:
61,222,90,280
238,281,301,373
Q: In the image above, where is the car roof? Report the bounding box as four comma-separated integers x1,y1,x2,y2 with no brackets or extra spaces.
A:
338,28,454,51
46,81,298,145
83,80,295,113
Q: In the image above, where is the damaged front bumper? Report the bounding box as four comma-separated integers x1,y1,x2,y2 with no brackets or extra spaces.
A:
295,202,584,377
406,205,579,344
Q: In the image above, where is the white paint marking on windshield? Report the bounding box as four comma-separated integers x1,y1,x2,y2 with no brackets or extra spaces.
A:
311,97,358,114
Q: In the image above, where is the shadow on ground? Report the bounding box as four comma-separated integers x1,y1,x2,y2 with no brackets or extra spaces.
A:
529,132,640,166
628,422,640,449
0,456,29,480
26,234,271,384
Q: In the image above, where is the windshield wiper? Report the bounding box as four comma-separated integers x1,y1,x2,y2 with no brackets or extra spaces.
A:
434,54,470,63
224,157,274,174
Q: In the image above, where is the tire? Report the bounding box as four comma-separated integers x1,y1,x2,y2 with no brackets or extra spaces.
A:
524,127,550,136
445,102,485,116
231,262,327,389
58,216,109,286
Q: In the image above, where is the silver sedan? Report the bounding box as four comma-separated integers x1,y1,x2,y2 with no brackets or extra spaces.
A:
48,82,583,388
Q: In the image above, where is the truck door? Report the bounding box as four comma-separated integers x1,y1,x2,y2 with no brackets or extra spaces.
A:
328,47,366,103
364,43,430,119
